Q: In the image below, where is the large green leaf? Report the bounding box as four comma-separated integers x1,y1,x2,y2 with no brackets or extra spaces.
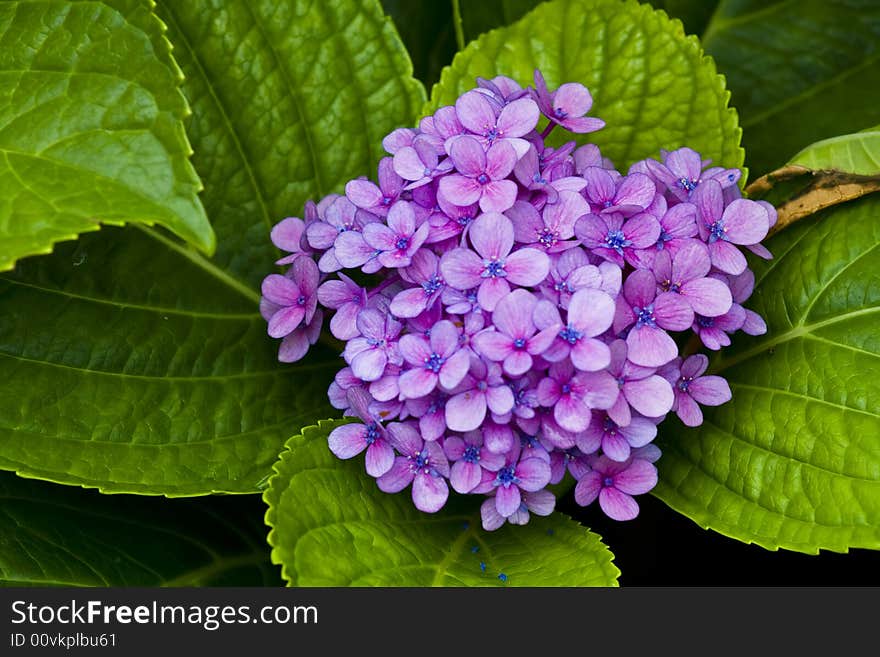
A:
430,0,744,174
264,420,620,587
788,130,880,176
0,0,213,271
0,472,280,586
702,0,880,177
654,195,880,554
381,0,457,88
0,0,424,495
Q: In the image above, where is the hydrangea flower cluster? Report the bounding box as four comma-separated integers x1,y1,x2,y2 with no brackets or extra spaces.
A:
260,70,775,530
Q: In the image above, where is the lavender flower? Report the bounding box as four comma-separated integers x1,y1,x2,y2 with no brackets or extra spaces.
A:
660,355,732,426
532,70,605,134
574,454,658,520
378,422,450,513
438,136,519,213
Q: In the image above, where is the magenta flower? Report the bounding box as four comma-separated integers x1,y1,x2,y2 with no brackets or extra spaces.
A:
614,269,693,367
317,273,367,341
481,488,555,530
398,319,470,398
260,255,319,339
345,157,405,217
444,432,505,494
582,168,656,216
694,179,770,275
582,411,658,462
389,249,445,318
342,309,403,381
445,357,514,432
536,360,618,432
359,200,429,269
510,191,589,252
454,89,539,157
660,355,732,426
575,211,660,268
645,147,740,202
473,289,560,376
440,212,550,311
393,134,454,188
574,454,658,520
605,340,674,425
438,136,519,213
488,451,552,518
328,388,395,477
378,422,450,513
535,287,614,371
653,240,733,317
531,69,605,134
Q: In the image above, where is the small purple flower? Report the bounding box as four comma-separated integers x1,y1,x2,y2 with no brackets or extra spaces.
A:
694,179,770,275
488,451,552,518
445,357,514,432
659,355,732,426
535,288,614,371
418,105,465,152
328,388,395,477
317,273,367,341
575,211,660,268
306,196,377,273
581,411,658,462
389,249,445,318
438,136,519,213
343,308,403,381
730,269,767,336
574,454,658,520
644,147,740,202
398,319,471,398
405,390,449,442
605,340,674,425
629,202,699,269
378,422,450,513
271,215,312,265
260,255,319,338
582,168,656,217
444,432,505,493
359,201,429,270
481,488,555,530
531,69,605,134
692,303,747,351
536,360,618,433
393,134,454,188
511,191,589,252
345,157,405,217
473,289,559,376
382,127,416,155
454,89,539,157
440,212,550,311
614,269,693,367
653,240,733,317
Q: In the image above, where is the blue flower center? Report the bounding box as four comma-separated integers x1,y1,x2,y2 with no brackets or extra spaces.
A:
457,214,473,227
678,377,693,392
395,236,410,250
485,127,499,143
634,304,656,328
422,275,444,295
424,353,445,373
513,337,527,349
382,195,393,206
602,476,615,487
554,107,568,119
676,177,698,192
605,229,632,254
413,450,429,470
532,172,547,184
554,280,572,293
708,220,726,243
656,229,671,250
697,315,714,328
463,445,481,463
561,383,572,395
559,324,583,345
477,173,490,185
423,166,433,177
364,423,380,445
476,380,488,392
296,295,306,306
494,466,519,488
538,228,558,247
482,259,507,278
603,416,618,434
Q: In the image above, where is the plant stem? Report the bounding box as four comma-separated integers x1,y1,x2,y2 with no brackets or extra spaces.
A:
451,0,466,52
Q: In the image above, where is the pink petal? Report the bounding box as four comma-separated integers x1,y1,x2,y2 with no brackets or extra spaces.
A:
620,416,657,448
623,375,674,417
495,484,522,517
438,174,482,206
568,288,615,336
676,393,704,426
365,440,395,477
688,376,732,406
555,396,590,432
515,458,551,491
262,274,301,306
497,97,540,137
574,472,602,506
268,305,305,338
451,461,482,494
486,384,515,415
473,329,515,361
681,277,733,317
709,240,747,275
351,348,388,382
654,291,695,331
377,458,414,493
615,173,656,210
413,474,448,513
602,430,631,462
470,211,514,259
398,368,438,399
672,240,711,281
599,487,640,520
455,90,497,136
477,277,511,312
328,423,368,459
446,390,487,432
722,199,770,244
504,248,550,286
440,248,484,289
503,350,532,376
345,179,382,209
614,459,658,495
627,325,678,368
479,180,518,213
554,82,592,116
570,338,612,372
439,349,471,390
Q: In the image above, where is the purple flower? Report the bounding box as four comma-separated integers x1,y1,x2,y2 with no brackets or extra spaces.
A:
730,269,767,336
398,319,470,398
575,211,660,268
531,69,605,134
405,390,449,442
659,355,732,426
343,309,403,381
438,136,519,213
328,388,395,477
614,269,693,367
306,196,377,273
271,215,311,265
693,304,746,350
481,488,555,530
582,168,656,216
536,360,618,432
694,180,770,275
630,202,699,269
361,200,429,269
445,357,514,432
378,422,450,513
645,147,740,202
260,255,319,338
574,454,658,520
488,450,552,518
473,289,560,376
605,340,674,425
511,191,589,252
653,240,733,317
393,134,454,188
389,249,445,318
345,157,405,217
454,89,539,157
317,273,367,341
440,212,550,311
535,287,614,371
444,432,505,493
581,411,658,462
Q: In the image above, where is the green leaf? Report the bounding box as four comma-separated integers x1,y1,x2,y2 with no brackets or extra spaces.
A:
654,195,880,554
0,471,280,586
0,0,214,271
457,0,543,43
788,131,880,176
381,0,457,88
649,0,721,36
264,420,620,587
429,0,744,174
0,0,425,495
702,0,880,177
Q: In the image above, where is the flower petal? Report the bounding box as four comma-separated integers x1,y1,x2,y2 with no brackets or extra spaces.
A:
598,487,639,520
327,423,367,459
446,390,487,432
365,440,395,477
413,474,449,513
